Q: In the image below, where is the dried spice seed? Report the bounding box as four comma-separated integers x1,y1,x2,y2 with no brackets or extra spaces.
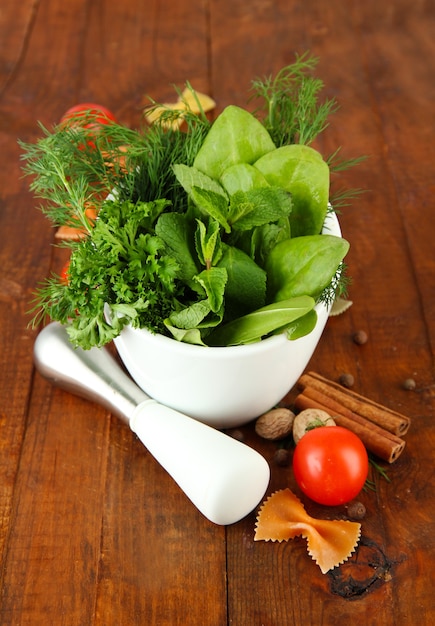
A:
346,501,366,520
353,330,368,345
227,428,245,441
339,373,355,388
274,448,290,467
402,378,416,391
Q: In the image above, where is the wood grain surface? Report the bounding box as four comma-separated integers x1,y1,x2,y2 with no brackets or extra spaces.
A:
1,1,434,624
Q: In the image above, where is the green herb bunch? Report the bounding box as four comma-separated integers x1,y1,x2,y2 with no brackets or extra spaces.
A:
22,54,359,350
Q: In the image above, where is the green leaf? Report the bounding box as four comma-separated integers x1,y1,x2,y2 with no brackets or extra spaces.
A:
164,324,207,346
266,234,350,301
193,105,276,180
195,219,222,267
167,299,212,329
193,267,227,313
207,296,315,346
190,186,231,233
283,309,318,339
249,218,291,266
254,144,329,237
217,244,266,319
155,212,199,287
220,162,270,195
228,187,292,231
173,163,228,198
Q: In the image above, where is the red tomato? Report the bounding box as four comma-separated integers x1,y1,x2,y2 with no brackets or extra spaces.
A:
59,259,70,285
292,426,368,506
60,103,117,128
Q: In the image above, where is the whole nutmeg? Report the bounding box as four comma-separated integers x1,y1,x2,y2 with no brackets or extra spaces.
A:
255,408,295,441
293,408,336,444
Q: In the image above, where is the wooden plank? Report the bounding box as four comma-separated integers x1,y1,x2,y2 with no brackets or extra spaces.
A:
1,0,435,624
0,383,111,624
0,0,56,590
94,418,226,626
209,1,435,624
1,1,227,625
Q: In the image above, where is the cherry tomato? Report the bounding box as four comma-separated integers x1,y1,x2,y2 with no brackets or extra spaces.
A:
59,103,117,151
60,103,117,128
292,426,368,506
59,259,70,285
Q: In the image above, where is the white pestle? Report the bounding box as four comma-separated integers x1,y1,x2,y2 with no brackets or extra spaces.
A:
33,323,270,525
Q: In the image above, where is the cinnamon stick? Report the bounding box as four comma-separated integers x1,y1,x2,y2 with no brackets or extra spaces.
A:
298,372,411,436
294,392,406,463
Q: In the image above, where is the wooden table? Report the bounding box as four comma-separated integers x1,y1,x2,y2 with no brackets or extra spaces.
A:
1,1,434,624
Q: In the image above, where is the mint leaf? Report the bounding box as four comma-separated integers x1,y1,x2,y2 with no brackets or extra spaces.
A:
229,187,292,231
193,267,227,313
195,219,223,267
249,217,291,266
173,163,227,198
190,186,231,233
166,298,224,343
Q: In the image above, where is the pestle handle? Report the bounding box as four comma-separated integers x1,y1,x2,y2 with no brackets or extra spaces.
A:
33,323,270,525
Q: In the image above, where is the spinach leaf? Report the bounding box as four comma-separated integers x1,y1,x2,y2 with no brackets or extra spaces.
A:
254,144,329,237
207,296,315,346
220,162,270,195
266,234,350,301
193,105,276,180
217,244,266,320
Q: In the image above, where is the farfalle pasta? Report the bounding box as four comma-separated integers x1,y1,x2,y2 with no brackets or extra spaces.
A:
254,489,361,574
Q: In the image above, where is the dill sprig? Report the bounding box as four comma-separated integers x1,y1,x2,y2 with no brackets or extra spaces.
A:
250,51,339,146
19,108,210,229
